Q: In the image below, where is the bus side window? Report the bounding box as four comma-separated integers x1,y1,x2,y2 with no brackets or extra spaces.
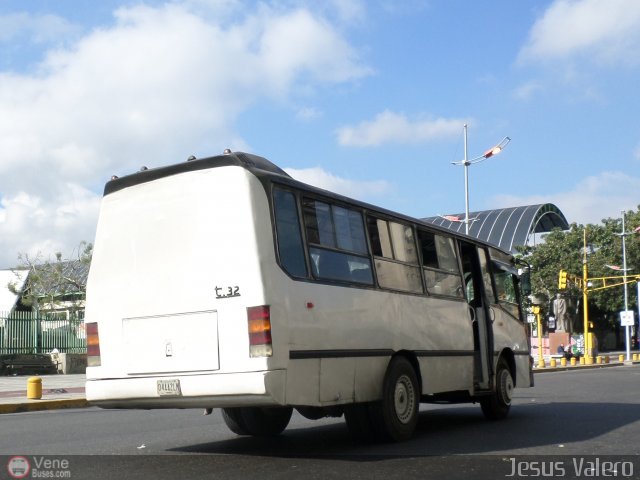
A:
367,217,423,293
492,267,520,318
303,198,373,285
418,231,464,298
273,188,308,278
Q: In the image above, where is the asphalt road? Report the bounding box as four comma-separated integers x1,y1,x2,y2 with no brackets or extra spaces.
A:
1,366,640,479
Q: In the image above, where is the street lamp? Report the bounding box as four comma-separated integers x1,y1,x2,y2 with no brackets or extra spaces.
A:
615,210,633,361
451,124,510,235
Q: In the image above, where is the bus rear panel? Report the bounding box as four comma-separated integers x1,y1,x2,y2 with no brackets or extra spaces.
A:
86,160,287,408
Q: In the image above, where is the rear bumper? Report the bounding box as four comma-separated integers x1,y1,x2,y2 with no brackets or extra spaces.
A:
86,370,286,409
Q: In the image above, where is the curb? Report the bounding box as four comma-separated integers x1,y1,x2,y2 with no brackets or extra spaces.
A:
0,398,88,414
533,361,633,374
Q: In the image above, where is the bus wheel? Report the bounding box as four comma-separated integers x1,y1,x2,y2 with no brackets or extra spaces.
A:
221,408,251,435
240,406,293,436
370,356,419,442
480,359,513,420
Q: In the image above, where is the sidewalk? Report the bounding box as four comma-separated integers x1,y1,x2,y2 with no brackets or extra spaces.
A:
533,350,640,374
0,373,87,414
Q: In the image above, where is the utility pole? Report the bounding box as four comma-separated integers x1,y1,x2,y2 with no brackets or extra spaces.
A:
583,228,592,363
621,211,631,361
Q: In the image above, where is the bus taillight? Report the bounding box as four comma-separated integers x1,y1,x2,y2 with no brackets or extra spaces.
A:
247,305,273,357
86,322,102,367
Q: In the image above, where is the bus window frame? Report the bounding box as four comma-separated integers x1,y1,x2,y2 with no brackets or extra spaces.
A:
269,179,523,308
365,215,425,295
417,229,465,299
488,248,524,322
272,186,309,279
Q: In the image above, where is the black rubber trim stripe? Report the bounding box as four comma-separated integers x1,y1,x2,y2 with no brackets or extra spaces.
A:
414,350,475,357
289,349,393,359
289,349,476,359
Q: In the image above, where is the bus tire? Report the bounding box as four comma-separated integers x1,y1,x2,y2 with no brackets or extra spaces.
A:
240,406,293,437
344,404,376,441
221,408,251,435
480,359,513,420
370,356,419,442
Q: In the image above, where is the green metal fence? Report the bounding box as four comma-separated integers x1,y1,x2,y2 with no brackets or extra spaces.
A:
0,311,86,354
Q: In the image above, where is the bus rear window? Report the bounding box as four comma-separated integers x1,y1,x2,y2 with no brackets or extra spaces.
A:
273,188,307,278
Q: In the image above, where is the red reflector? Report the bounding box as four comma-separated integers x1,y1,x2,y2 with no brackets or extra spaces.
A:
247,305,270,322
86,322,99,335
249,330,272,346
87,344,101,356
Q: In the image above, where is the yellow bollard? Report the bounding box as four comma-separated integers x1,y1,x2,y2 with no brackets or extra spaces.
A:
537,358,545,368
571,357,577,366
561,357,567,366
579,357,585,365
605,356,610,364
596,356,602,364
633,353,638,362
619,354,625,362
550,358,557,368
27,376,42,400
586,356,594,365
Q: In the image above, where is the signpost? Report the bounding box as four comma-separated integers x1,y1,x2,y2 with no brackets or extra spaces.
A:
620,310,634,327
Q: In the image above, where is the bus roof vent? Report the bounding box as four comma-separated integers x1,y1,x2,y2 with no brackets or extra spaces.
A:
187,155,197,161
223,148,232,155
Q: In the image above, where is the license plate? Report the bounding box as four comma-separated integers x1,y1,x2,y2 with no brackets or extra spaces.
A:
157,379,182,396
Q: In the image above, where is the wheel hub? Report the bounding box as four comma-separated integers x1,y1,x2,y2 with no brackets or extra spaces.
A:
501,370,514,404
394,374,415,424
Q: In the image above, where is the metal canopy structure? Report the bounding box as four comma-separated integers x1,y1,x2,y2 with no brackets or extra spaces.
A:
423,203,569,253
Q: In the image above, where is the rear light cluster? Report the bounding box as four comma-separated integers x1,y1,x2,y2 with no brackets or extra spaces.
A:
86,322,102,367
247,305,272,358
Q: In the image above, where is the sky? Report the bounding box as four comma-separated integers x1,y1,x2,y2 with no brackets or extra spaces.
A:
1,0,640,268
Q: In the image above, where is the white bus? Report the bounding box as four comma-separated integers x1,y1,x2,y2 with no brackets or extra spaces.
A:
85,150,533,442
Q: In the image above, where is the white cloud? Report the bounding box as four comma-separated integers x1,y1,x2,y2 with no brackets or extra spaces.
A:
327,0,366,23
0,185,101,267
0,12,77,44
258,8,371,93
512,81,542,101
0,2,369,267
284,166,391,200
489,171,640,225
296,106,322,121
337,110,467,147
519,0,640,65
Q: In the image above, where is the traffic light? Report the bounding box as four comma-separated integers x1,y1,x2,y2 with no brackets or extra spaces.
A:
558,270,568,290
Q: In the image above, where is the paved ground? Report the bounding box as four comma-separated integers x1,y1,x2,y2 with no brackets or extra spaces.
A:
0,352,636,414
0,373,86,413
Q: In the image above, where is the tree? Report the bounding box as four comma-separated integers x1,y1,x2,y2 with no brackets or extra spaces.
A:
520,205,640,342
8,241,93,322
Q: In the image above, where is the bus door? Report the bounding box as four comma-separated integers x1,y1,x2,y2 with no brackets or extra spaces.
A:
459,242,494,391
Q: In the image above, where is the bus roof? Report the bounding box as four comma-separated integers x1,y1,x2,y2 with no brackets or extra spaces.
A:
103,150,514,260
104,151,290,196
